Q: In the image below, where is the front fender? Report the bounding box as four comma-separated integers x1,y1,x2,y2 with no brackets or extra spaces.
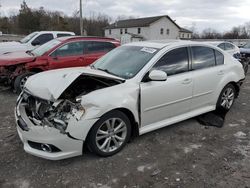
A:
80,82,140,123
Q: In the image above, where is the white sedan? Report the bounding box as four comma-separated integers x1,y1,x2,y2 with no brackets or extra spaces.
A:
209,41,241,59
15,40,245,160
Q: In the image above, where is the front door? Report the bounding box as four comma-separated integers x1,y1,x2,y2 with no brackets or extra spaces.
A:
48,41,87,69
140,47,193,127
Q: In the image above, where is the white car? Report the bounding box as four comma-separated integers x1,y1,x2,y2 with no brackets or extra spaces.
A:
15,40,245,160
240,43,250,57
209,41,240,59
0,31,75,55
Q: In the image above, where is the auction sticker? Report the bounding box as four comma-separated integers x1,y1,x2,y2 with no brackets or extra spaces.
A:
140,47,157,54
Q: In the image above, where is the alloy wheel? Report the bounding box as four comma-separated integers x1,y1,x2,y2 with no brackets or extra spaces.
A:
220,87,235,109
95,118,127,153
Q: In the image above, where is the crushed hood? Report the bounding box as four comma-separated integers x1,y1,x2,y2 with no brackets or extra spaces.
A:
24,67,124,101
0,51,35,66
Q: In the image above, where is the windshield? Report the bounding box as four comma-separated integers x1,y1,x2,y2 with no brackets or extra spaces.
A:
32,39,61,56
93,46,159,79
20,32,38,44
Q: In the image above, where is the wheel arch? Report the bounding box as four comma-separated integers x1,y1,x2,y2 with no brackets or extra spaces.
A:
228,81,240,98
85,108,139,144
114,108,140,138
28,68,43,73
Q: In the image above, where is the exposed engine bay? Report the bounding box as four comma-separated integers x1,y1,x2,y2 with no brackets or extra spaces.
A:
18,75,122,133
59,75,123,101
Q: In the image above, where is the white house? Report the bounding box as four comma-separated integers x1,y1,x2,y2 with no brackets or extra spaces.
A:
104,15,192,43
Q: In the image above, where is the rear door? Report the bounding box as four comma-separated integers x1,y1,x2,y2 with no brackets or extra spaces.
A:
84,41,117,65
190,46,225,110
48,41,87,69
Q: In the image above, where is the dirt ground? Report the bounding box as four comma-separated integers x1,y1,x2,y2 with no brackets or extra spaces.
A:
0,73,250,188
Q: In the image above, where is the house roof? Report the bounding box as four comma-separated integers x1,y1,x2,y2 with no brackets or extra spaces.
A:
179,28,192,33
105,15,181,30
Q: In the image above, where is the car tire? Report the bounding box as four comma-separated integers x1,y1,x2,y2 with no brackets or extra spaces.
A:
216,84,236,112
14,72,34,94
87,110,131,157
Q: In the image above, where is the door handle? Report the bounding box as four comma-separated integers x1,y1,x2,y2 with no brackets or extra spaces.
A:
182,78,192,84
218,70,224,75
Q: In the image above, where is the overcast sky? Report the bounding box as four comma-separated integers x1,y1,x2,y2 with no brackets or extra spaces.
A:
1,0,250,32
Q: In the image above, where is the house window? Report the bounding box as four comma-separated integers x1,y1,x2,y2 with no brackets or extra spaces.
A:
166,29,170,35
138,28,141,34
160,28,164,35
109,29,111,35
187,34,190,38
182,34,184,38
120,29,123,35
125,28,128,33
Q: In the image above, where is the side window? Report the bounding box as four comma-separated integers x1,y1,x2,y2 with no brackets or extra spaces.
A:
34,34,54,45
52,42,84,57
57,33,72,38
215,50,224,65
153,47,189,76
191,46,216,70
218,43,225,50
86,41,116,54
225,43,235,50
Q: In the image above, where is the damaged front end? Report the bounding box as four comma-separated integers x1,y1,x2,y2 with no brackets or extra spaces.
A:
16,74,123,135
15,70,124,159
0,64,25,84
17,92,85,134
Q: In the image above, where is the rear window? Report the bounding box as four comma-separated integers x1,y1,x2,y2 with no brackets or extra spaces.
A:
57,33,73,38
225,43,235,50
218,43,225,50
191,46,216,70
215,50,224,65
86,41,116,54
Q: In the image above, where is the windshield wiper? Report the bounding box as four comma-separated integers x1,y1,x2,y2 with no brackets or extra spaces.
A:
96,68,119,77
90,64,96,69
26,50,35,56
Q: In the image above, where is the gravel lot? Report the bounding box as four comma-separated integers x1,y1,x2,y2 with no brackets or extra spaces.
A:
0,73,250,188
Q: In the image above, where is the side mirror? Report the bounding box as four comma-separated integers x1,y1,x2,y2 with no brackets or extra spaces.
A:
31,39,40,46
148,70,167,81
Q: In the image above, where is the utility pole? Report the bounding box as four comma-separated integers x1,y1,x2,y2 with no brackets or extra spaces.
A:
80,0,83,36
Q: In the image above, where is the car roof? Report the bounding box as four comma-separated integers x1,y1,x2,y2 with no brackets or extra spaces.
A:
203,41,236,46
56,36,120,43
37,31,75,35
125,40,218,49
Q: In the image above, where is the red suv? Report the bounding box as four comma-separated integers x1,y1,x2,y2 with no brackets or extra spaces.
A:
0,36,120,92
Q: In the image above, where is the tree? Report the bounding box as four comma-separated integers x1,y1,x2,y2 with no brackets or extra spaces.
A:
201,28,222,39
18,1,39,33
